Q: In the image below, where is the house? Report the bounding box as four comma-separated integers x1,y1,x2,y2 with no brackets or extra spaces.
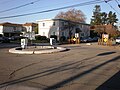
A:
0,22,38,38
37,19,90,41
0,22,23,37
23,23,38,32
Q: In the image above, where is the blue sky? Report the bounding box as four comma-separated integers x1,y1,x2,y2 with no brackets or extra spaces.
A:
0,0,119,24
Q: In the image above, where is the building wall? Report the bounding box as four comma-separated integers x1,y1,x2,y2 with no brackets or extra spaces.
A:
0,26,3,34
23,26,32,32
0,23,23,37
80,24,90,38
38,19,90,41
38,19,56,37
23,23,37,32
3,26,22,32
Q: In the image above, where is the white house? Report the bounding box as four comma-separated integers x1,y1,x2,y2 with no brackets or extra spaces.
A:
23,23,38,32
0,22,23,37
37,19,90,41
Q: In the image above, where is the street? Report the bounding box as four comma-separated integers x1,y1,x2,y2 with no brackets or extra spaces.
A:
0,43,120,90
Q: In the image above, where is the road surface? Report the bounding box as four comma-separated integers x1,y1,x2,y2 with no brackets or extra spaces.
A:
0,43,120,90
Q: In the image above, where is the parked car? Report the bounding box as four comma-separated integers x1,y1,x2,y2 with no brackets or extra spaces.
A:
81,38,88,43
0,37,3,42
116,37,120,44
2,37,10,43
80,37,92,43
92,37,99,42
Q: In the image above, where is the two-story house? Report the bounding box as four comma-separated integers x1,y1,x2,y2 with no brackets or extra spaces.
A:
37,19,90,41
0,22,38,38
0,22,23,37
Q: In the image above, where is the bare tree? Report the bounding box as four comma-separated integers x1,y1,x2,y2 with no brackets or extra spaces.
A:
55,8,86,23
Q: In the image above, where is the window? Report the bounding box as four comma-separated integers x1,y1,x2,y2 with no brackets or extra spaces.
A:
53,22,55,26
81,33,84,37
62,32,64,36
53,32,55,35
61,22,64,26
43,32,45,36
43,23,45,27
13,26,16,31
80,25,82,28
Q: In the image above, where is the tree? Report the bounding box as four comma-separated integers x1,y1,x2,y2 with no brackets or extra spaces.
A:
55,8,86,23
107,11,118,25
101,12,107,25
91,6,118,26
91,5,101,25
55,8,86,41
34,26,38,34
90,5,119,37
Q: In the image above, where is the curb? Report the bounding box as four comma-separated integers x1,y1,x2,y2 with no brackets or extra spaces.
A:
9,46,67,54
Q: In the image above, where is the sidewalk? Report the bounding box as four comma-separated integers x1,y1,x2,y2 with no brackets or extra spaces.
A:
62,42,120,51
89,42,120,50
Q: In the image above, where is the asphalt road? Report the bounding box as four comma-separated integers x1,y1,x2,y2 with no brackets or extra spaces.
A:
0,43,120,90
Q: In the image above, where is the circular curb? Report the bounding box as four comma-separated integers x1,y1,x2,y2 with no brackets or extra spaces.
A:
9,46,67,54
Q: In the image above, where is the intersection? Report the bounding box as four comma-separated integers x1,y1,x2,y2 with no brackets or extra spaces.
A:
0,43,120,90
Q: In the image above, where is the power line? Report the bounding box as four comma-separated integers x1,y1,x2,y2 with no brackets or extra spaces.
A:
0,0,105,19
115,0,119,4
10,0,81,13
0,0,42,13
104,0,120,15
115,0,120,8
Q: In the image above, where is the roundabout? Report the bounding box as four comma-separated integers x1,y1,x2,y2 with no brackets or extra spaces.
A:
9,45,67,54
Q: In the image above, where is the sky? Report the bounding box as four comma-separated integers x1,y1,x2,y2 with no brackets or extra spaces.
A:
0,0,119,24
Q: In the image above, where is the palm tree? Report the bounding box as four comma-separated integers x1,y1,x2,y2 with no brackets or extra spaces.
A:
107,11,118,25
101,12,107,25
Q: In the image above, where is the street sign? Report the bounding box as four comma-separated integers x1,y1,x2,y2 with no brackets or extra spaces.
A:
102,34,109,43
75,33,79,38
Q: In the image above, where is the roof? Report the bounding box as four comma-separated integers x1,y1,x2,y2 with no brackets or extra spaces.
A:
53,18,90,25
0,22,22,26
23,23,38,26
37,18,90,26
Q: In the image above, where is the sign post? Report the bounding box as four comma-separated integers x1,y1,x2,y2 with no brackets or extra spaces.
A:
102,34,109,45
75,33,80,44
21,38,28,49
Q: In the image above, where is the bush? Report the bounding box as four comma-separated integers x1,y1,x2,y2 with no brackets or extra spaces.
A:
35,35,47,40
35,35,49,43
50,35,57,40
60,36,66,42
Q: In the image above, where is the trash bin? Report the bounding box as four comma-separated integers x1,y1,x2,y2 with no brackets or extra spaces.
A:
21,38,28,49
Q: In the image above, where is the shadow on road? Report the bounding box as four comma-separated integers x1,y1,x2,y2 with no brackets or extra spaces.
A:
97,51,116,56
96,71,120,90
0,51,119,89
44,55,120,90
0,43,20,49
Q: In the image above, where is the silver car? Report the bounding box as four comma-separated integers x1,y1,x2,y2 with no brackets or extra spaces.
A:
116,37,120,44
